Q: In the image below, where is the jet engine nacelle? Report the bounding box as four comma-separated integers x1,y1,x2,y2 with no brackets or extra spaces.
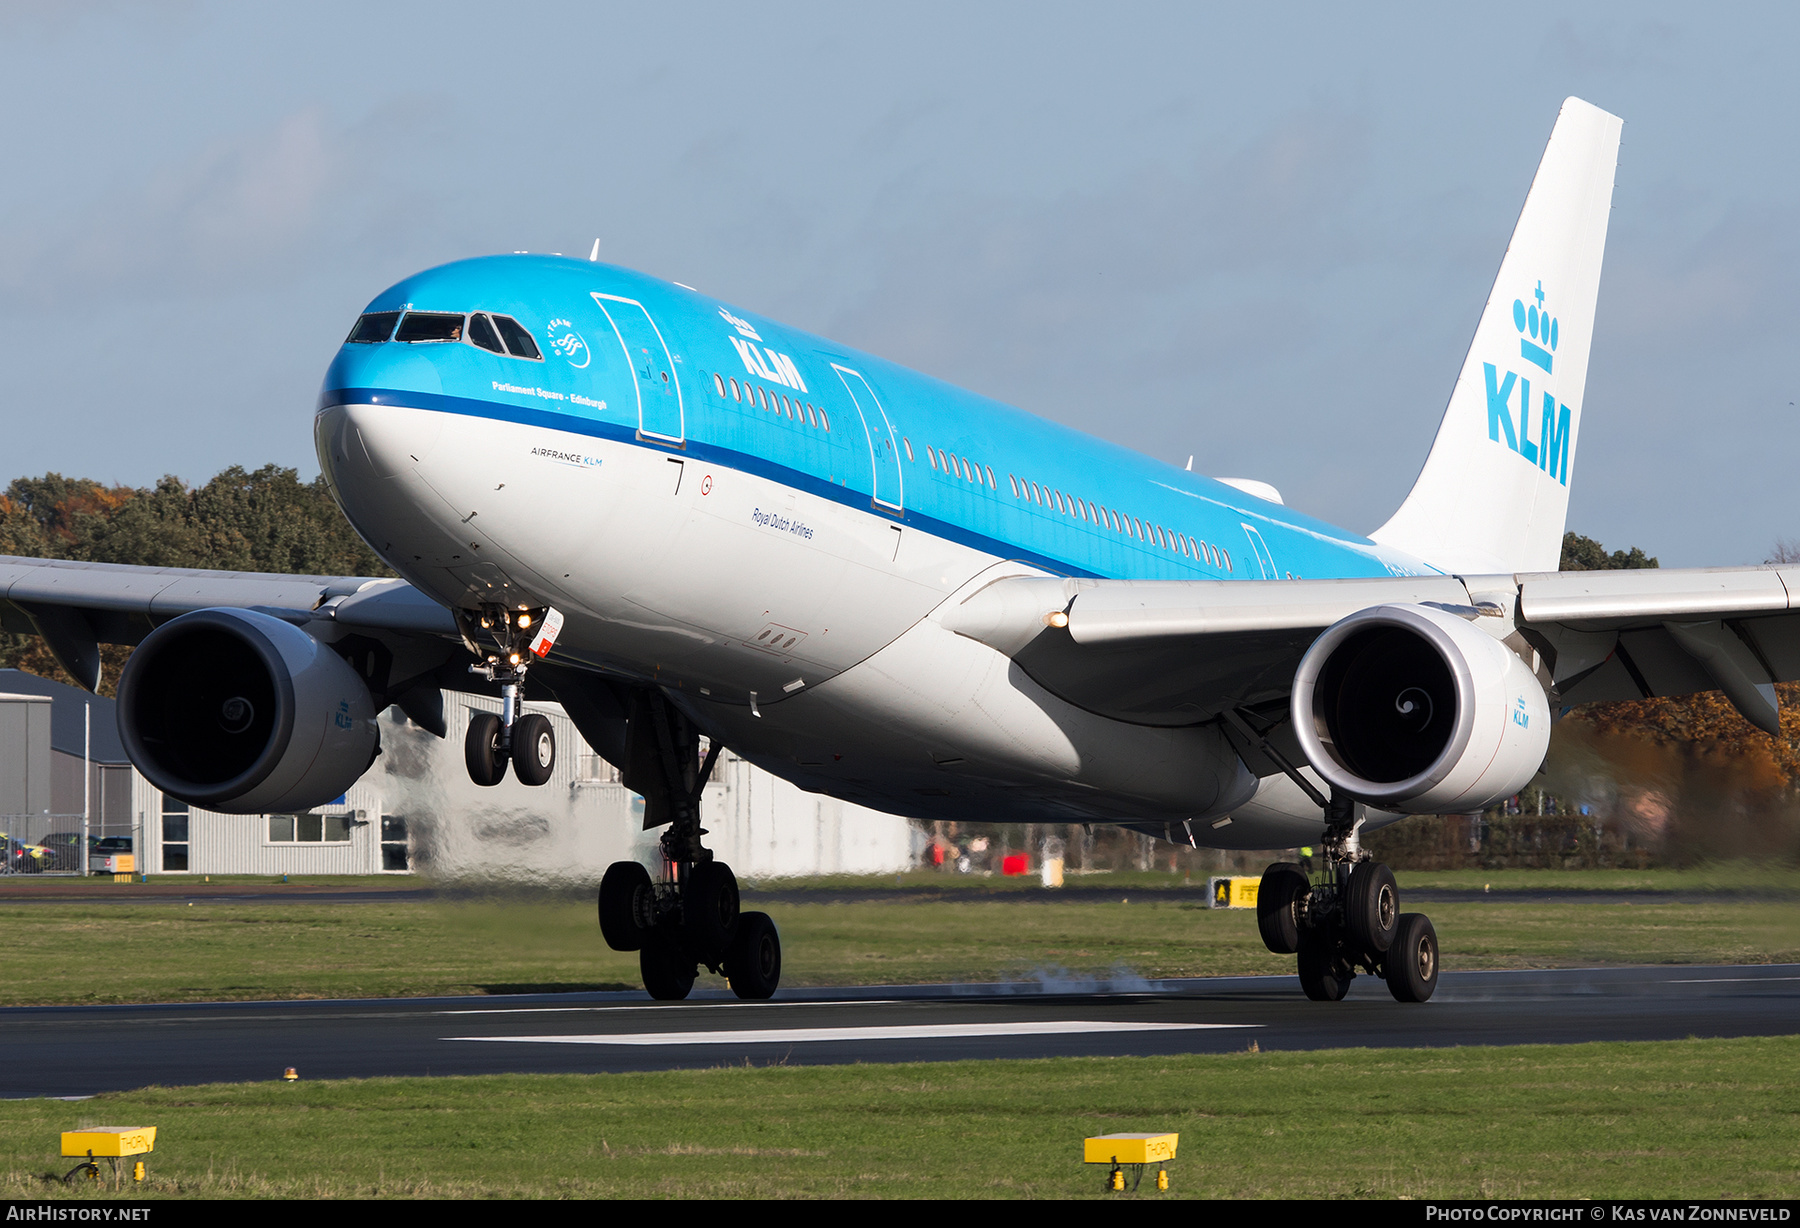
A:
118,608,378,814
1291,603,1550,814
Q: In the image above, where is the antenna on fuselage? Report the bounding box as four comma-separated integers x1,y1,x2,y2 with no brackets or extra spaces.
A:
589,238,600,262
1185,456,1194,471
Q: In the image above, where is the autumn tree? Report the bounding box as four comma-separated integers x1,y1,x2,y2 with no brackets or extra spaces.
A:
0,465,390,694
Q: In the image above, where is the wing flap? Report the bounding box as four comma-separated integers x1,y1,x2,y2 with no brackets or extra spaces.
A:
1518,567,1796,624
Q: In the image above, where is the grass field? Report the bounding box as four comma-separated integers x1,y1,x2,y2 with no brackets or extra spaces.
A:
3,871,1798,1006
2,1037,1794,1199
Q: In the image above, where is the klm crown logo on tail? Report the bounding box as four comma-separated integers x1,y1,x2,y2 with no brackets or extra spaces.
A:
1484,279,1573,485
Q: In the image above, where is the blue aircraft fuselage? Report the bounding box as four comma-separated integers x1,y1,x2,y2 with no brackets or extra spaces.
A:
321,255,1428,588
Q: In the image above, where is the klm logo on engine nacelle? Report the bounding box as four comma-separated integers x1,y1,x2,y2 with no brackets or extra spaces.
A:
1484,280,1571,485
720,307,808,394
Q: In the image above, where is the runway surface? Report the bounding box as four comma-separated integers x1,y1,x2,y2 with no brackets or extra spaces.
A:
6,964,1797,1099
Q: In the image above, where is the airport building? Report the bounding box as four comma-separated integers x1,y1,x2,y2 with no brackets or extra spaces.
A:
0,670,923,880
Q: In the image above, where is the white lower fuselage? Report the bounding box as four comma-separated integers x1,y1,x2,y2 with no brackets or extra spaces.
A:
317,401,1331,848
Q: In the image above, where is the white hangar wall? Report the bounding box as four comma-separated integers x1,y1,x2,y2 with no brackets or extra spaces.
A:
141,697,923,881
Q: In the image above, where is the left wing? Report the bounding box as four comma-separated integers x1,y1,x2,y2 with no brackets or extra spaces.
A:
942,566,1800,730
941,566,1800,814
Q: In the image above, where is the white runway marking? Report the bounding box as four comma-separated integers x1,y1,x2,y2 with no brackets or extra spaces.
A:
444,1020,1255,1046
435,1000,902,1016
1667,976,1800,984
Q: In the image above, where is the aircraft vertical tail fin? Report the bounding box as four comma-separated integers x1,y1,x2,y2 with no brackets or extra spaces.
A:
1371,97,1622,575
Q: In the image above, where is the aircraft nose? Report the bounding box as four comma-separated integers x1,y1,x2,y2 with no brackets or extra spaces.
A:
315,401,444,484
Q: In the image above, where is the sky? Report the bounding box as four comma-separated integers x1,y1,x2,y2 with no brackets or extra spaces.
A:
0,1,1794,567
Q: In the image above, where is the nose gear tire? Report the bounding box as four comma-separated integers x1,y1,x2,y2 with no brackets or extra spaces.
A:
725,910,782,1000
464,712,508,787
511,713,556,786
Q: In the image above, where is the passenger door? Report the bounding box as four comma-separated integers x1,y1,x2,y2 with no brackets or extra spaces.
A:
831,363,903,514
592,293,684,444
1241,523,1277,578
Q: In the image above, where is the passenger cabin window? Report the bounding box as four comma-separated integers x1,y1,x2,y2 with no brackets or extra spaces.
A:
491,315,542,360
347,311,400,344
469,313,506,354
396,311,465,343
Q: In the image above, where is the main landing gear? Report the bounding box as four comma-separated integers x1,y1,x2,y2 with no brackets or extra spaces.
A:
1256,791,1439,1003
595,692,780,1002
461,604,557,788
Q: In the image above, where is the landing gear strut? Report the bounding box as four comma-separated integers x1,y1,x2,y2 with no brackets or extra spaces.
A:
1257,790,1439,1003
459,604,558,787
596,691,780,1001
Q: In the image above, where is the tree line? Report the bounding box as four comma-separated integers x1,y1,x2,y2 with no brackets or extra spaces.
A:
0,466,389,694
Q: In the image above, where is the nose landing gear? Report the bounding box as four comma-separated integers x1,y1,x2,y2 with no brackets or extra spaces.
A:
596,691,781,1001
459,604,560,787
1258,791,1440,1003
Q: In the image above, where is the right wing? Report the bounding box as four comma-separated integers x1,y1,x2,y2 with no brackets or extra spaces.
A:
0,554,459,705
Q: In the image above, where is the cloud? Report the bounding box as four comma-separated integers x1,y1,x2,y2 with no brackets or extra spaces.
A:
0,99,451,309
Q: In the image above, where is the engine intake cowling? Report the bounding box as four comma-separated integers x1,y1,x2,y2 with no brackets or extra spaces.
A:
1291,603,1549,813
118,609,378,814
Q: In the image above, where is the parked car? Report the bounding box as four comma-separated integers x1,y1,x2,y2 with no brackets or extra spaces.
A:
1,833,54,874
37,832,99,872
90,836,133,874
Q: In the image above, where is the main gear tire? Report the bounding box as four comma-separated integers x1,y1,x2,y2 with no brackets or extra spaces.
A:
683,860,739,962
598,861,655,952
1384,912,1440,1003
1297,929,1354,1001
1256,862,1310,954
725,911,782,1000
640,941,696,1001
1345,861,1400,957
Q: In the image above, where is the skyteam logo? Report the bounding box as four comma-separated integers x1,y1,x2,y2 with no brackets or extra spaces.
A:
1484,279,1572,485
546,318,590,369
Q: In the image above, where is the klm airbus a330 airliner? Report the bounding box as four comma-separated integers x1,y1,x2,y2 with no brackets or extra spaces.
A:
6,98,1798,1003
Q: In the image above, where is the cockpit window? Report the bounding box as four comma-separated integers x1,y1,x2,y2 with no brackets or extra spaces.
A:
491,315,542,361
467,313,506,355
346,311,399,344
395,312,465,343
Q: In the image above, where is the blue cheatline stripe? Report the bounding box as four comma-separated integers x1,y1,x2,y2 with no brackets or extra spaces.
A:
321,387,1102,579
